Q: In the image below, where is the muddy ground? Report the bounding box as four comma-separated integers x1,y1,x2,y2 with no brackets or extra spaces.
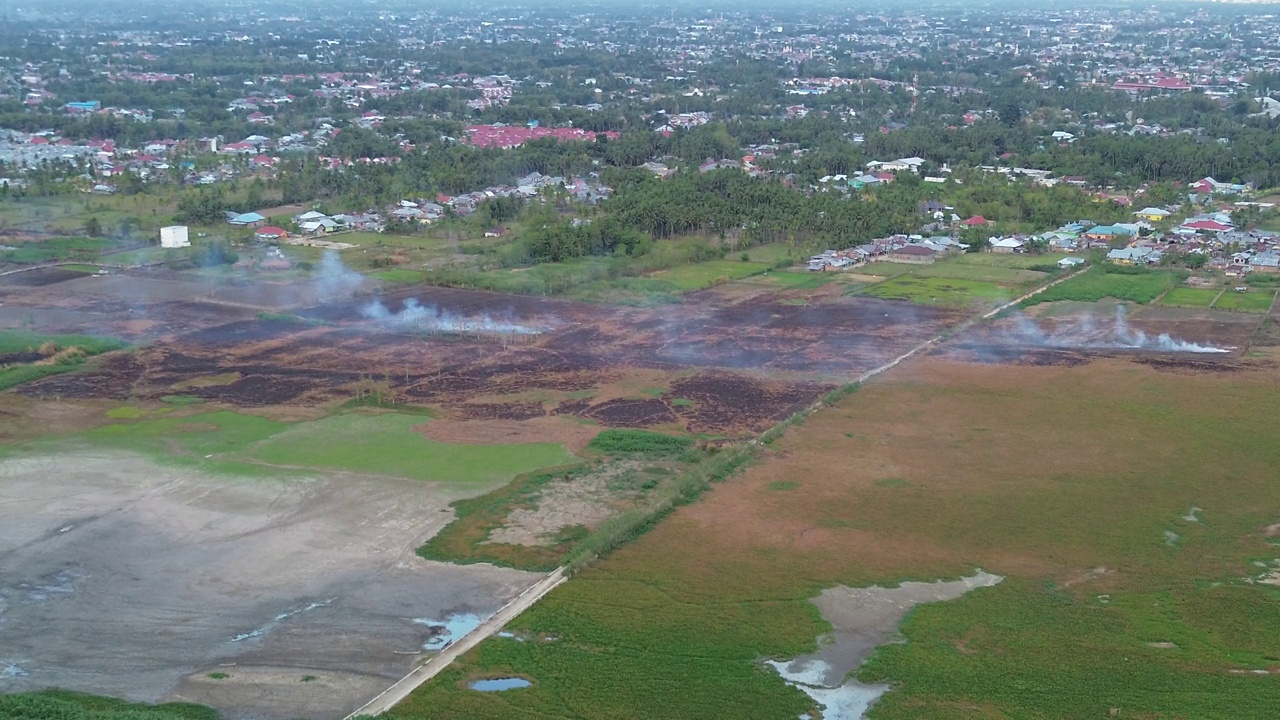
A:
0,450,539,720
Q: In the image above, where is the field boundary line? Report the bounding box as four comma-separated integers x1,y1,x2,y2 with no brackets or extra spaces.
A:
344,566,568,718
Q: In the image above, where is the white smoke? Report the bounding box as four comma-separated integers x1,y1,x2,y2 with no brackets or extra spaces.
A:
312,249,365,302
1011,306,1229,354
360,298,545,335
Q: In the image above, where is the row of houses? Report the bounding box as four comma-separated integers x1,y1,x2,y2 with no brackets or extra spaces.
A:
807,235,968,271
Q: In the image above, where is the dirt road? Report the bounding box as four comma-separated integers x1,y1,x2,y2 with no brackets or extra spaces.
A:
344,567,569,718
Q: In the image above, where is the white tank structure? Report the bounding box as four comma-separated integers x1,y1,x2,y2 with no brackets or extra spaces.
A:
160,225,190,249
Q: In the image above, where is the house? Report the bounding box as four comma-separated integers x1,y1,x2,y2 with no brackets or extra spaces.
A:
990,237,1025,254
228,212,266,226
1251,252,1280,273
961,215,990,227
1181,219,1233,234
887,244,937,264
1134,207,1171,222
1191,177,1248,195
1083,225,1132,242
1107,247,1159,265
300,218,339,234
254,226,287,240
1058,257,1086,269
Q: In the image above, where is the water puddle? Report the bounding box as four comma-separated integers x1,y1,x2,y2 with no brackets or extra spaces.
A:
769,570,1002,720
413,612,485,651
14,566,88,605
468,677,532,692
229,598,335,643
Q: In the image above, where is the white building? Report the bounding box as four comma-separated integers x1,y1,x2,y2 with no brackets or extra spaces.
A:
160,225,190,249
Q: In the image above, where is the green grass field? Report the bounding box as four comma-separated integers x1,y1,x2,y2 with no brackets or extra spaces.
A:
73,410,575,483
649,260,773,291
1161,287,1221,308
244,413,575,483
747,271,836,290
389,359,1280,720
953,251,1071,268
369,268,427,284
862,275,1011,308
1213,289,1275,313
1025,266,1180,306
911,261,1047,285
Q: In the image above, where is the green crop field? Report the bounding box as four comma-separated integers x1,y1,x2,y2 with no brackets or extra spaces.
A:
1025,266,1181,306
1213,289,1275,313
390,358,1280,720
862,274,1011,307
1161,287,1221,308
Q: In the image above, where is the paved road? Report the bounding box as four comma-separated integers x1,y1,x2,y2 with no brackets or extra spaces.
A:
345,567,568,718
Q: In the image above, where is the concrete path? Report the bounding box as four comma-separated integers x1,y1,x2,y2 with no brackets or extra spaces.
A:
344,567,568,718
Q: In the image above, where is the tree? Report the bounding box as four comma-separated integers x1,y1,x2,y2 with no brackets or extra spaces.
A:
83,217,103,237
998,101,1022,128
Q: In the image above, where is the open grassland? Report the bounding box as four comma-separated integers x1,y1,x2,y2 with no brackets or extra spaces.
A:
390,357,1280,720
1026,265,1182,306
1161,286,1221,308
74,409,575,483
1214,289,1276,313
861,274,1011,308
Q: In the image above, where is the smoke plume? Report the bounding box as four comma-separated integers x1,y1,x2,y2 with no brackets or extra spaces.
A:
312,249,365,302
1011,306,1228,354
360,297,546,335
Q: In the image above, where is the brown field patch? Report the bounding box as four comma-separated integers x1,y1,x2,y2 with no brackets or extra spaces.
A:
414,416,602,453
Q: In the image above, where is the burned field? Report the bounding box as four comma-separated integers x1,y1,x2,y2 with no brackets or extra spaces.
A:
938,302,1266,368
18,284,965,437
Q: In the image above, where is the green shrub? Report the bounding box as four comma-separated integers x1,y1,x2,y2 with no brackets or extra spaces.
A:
0,690,218,720
587,429,694,456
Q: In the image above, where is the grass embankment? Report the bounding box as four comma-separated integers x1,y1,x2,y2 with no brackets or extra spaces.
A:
418,430,704,571
0,690,217,720
1024,265,1182,306
417,465,590,571
389,359,1280,719
0,330,128,391
77,410,574,483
